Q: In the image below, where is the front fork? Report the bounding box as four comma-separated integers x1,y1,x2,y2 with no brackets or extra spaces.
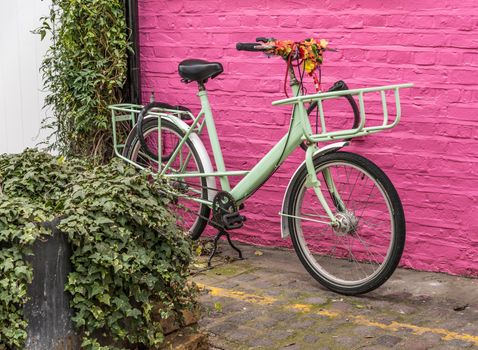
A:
304,146,346,227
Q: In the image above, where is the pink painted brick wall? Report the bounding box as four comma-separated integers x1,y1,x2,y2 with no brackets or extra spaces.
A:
138,0,478,276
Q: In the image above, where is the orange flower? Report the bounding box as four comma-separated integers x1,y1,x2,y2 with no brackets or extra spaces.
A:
268,38,328,75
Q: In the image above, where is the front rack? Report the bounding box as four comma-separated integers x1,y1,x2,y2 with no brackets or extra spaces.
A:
272,83,413,142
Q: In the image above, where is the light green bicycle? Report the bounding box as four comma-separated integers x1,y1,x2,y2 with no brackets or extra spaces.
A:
109,38,413,295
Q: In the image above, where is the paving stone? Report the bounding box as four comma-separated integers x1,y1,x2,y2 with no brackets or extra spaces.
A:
420,332,445,343
220,302,248,314
224,308,263,323
330,300,354,313
233,273,260,282
247,336,275,347
215,280,241,289
303,334,321,343
304,312,333,321
334,335,361,348
400,335,443,350
254,316,281,329
266,329,294,341
248,277,281,290
351,325,381,338
207,337,238,350
287,318,315,329
225,326,257,343
374,334,402,347
389,303,418,315
316,322,349,334
461,322,478,334
273,311,298,322
444,339,474,348
263,288,282,297
303,296,327,305
282,290,304,299
374,315,400,324
205,320,237,335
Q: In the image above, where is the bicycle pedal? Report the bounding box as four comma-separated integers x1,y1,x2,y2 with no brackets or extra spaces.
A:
222,213,246,230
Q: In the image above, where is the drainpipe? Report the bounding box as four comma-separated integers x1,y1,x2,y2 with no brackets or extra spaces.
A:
124,0,141,104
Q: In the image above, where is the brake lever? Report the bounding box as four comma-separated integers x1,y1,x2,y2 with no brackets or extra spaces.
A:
256,37,276,43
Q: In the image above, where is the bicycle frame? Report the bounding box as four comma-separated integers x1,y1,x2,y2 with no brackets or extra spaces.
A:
161,83,308,201
109,77,412,225
156,78,349,226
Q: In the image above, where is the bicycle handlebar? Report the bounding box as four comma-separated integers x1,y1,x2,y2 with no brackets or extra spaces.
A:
236,42,269,52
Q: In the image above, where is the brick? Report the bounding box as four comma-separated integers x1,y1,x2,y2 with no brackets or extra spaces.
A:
448,69,478,85
387,50,412,64
414,52,436,66
344,15,364,29
139,15,157,29
436,52,462,66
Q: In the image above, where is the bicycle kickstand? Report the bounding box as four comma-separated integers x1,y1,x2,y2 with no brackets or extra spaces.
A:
208,230,244,267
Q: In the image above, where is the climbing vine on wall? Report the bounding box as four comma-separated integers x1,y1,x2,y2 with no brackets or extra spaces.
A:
36,0,130,161
0,150,197,350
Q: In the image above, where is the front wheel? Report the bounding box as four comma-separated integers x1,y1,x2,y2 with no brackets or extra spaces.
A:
286,151,405,295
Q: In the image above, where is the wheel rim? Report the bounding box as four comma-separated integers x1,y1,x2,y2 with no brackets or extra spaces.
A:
293,160,395,287
130,124,205,234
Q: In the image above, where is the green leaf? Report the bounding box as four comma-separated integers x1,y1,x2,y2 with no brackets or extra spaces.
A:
95,217,114,225
97,293,111,306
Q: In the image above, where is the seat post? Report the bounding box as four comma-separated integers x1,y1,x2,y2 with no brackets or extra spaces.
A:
196,85,231,192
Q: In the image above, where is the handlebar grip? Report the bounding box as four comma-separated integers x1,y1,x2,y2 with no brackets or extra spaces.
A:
236,42,264,51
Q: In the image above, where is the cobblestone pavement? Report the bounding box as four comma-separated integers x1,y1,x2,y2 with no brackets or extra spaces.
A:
192,242,478,350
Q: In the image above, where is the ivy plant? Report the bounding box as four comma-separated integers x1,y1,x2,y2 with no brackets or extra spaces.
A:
36,0,130,161
0,150,197,350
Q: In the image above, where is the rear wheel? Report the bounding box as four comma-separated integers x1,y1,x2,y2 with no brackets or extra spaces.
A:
123,118,210,240
287,152,405,295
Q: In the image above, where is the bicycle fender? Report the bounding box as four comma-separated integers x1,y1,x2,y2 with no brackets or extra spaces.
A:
150,115,217,201
280,141,349,239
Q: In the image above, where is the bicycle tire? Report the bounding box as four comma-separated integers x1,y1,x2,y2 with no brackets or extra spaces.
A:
123,117,210,240
286,151,405,295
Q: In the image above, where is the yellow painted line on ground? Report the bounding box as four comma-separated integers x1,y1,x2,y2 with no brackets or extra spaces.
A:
196,283,478,346
351,316,478,345
196,283,276,305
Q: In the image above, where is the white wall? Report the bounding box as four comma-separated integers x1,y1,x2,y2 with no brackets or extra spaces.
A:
0,0,52,154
